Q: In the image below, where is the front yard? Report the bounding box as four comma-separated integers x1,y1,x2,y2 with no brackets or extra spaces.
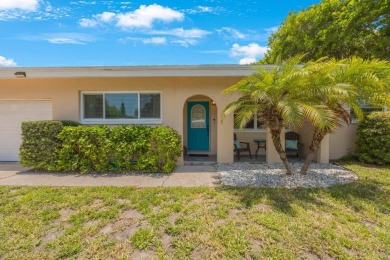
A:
0,162,389,259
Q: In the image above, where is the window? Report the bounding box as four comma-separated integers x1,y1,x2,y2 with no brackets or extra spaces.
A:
82,92,161,124
351,103,384,123
191,104,206,128
234,113,264,131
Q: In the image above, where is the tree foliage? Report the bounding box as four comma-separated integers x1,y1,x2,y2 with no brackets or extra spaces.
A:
224,56,390,175
263,0,390,63
223,55,339,175
299,57,390,173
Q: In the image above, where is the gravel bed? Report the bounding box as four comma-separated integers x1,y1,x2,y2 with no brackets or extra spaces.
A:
217,162,358,188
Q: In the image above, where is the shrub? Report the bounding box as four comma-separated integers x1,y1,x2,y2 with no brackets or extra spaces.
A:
56,125,182,173
355,112,390,165
146,126,183,173
19,120,64,170
57,126,111,173
109,126,153,171
60,120,81,126
21,122,182,173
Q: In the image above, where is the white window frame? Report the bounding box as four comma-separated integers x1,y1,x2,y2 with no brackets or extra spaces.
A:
233,114,266,133
80,91,162,125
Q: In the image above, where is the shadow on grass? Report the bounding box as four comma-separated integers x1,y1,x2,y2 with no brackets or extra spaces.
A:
218,174,389,216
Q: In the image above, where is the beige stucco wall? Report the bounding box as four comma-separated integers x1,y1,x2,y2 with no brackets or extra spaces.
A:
0,76,357,163
329,123,358,160
0,76,240,164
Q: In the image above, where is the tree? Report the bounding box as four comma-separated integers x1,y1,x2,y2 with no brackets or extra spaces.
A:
263,0,390,63
300,57,390,174
223,55,390,175
222,55,335,175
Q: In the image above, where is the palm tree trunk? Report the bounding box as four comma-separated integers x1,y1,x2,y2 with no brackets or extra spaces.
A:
270,128,295,175
300,130,326,175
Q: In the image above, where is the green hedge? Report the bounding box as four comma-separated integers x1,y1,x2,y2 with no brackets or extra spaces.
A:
57,126,112,173
19,121,64,170
20,122,182,173
19,120,82,170
355,112,390,165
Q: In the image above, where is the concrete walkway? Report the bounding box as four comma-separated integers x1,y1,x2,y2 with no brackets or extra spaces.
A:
0,163,220,187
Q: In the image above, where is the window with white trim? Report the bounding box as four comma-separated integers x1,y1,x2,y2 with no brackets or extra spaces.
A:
234,113,265,131
81,92,161,124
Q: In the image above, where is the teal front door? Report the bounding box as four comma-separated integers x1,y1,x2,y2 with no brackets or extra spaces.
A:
187,101,210,151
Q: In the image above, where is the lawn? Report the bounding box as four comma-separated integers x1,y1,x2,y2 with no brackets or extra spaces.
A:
0,162,389,259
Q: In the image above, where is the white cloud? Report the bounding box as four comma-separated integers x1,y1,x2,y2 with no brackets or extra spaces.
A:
185,6,223,14
0,56,17,67
47,38,86,45
71,1,97,5
0,2,71,21
116,4,183,29
238,58,257,65
143,37,167,45
150,28,210,38
18,33,96,45
79,11,115,27
80,5,184,29
79,18,98,27
147,28,210,47
264,26,278,34
217,27,246,39
230,43,269,65
97,11,116,22
171,39,198,47
0,0,38,11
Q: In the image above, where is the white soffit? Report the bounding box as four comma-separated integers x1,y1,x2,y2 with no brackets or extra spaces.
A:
0,65,275,78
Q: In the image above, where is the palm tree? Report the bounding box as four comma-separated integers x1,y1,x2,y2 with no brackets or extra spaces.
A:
222,55,335,175
300,57,390,174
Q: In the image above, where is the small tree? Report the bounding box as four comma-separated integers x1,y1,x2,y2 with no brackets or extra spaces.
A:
300,57,390,174
223,56,390,175
222,55,335,175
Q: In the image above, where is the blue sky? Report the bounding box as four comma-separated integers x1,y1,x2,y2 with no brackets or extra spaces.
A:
0,0,319,67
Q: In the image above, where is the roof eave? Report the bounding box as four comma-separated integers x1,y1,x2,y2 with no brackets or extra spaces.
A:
0,64,276,78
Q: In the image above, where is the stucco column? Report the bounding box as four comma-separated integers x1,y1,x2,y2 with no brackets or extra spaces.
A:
217,112,234,163
266,128,284,164
316,134,329,163
166,92,184,166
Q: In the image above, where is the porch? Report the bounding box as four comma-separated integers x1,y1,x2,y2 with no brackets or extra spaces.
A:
179,94,330,166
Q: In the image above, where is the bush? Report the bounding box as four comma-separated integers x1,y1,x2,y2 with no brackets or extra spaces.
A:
109,126,153,171
60,120,82,126
21,121,183,173
355,112,390,165
19,120,64,170
145,126,183,173
57,126,111,173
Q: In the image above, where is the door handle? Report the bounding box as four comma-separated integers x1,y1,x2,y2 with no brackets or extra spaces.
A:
206,126,209,137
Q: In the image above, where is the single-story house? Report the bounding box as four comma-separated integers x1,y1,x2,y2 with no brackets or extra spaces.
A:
0,65,358,165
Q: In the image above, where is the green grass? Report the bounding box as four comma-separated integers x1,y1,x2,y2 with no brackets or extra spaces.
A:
0,162,389,259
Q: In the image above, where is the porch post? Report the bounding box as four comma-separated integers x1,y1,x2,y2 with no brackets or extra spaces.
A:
316,134,330,163
217,110,234,163
172,97,184,166
266,127,284,164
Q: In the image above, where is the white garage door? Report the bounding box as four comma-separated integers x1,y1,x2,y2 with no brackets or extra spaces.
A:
0,100,52,161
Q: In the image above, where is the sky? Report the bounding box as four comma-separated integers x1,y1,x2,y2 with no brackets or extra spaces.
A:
0,0,319,67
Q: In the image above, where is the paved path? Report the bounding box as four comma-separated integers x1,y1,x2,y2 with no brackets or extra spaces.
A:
0,163,220,187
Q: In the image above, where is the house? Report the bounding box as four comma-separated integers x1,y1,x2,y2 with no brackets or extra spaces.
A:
0,65,358,165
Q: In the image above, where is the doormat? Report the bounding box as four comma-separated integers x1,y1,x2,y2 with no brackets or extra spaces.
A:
188,154,209,157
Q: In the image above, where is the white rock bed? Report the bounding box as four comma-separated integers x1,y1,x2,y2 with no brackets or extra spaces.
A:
217,162,358,188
